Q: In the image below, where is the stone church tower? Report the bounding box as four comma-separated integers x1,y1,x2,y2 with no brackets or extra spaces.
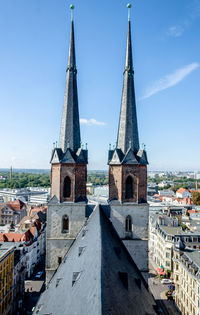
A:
46,10,90,284
108,7,149,281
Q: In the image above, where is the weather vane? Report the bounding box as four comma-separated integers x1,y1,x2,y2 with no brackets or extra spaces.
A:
70,4,75,21
127,3,132,21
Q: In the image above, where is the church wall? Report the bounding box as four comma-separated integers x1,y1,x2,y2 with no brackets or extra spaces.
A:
75,165,87,199
122,165,138,202
123,240,148,272
109,165,122,201
138,165,147,202
110,203,148,239
60,165,76,202
109,203,149,277
51,164,61,200
46,202,87,283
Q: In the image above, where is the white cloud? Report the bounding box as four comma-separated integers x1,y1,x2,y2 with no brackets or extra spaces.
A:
80,118,106,126
140,63,199,100
167,25,184,37
166,0,200,38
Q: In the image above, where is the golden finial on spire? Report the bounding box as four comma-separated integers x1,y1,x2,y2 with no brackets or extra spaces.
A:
127,3,132,21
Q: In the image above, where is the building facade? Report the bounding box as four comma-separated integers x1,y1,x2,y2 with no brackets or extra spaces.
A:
0,244,14,315
173,249,200,315
0,200,27,225
152,222,200,272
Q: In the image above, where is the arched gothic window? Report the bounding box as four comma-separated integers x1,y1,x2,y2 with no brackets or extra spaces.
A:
125,176,133,199
125,215,132,232
62,215,69,233
63,176,71,198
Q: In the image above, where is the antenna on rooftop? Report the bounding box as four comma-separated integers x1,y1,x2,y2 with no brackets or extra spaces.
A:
10,166,12,181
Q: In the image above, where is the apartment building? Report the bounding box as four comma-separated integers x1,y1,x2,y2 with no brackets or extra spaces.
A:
173,249,200,315
154,224,200,272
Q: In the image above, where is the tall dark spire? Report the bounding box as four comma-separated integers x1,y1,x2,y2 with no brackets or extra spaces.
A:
59,7,81,153
117,7,139,154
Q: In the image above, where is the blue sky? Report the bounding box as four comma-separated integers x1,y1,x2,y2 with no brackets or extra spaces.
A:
0,0,199,170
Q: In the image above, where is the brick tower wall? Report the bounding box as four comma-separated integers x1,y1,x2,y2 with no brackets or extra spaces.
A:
109,164,147,203
51,163,87,202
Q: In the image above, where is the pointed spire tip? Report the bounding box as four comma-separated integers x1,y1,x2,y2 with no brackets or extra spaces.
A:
70,4,75,21
127,3,132,21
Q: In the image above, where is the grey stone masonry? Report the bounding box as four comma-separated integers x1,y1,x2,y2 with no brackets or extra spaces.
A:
46,201,90,284
108,202,149,281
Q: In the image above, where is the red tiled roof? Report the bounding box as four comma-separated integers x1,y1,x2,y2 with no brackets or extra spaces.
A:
176,188,188,194
0,233,26,242
18,216,33,226
188,209,200,214
8,199,25,211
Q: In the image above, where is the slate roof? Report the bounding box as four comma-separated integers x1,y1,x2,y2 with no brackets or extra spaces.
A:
50,147,88,164
34,205,157,315
59,19,81,153
108,147,148,165
116,20,139,155
184,250,200,269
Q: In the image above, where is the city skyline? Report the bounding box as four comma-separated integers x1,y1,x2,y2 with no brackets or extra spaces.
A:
0,0,200,170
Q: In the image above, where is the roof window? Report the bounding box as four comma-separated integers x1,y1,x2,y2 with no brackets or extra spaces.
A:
78,247,86,257
72,271,81,287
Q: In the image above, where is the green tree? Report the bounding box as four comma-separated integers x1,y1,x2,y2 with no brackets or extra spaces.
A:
192,191,200,205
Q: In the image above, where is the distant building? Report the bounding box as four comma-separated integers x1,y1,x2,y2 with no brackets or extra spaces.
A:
93,185,109,198
86,183,94,195
158,180,173,188
29,188,50,205
0,200,27,225
154,225,200,271
176,188,191,199
147,183,158,196
0,187,50,203
12,243,26,313
159,189,175,196
0,211,46,278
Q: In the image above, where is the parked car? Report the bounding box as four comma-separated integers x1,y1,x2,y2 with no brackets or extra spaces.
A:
161,279,172,284
35,271,44,279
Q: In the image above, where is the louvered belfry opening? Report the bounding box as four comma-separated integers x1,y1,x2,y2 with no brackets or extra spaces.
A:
125,215,132,232
125,176,133,199
63,177,71,198
62,215,69,233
